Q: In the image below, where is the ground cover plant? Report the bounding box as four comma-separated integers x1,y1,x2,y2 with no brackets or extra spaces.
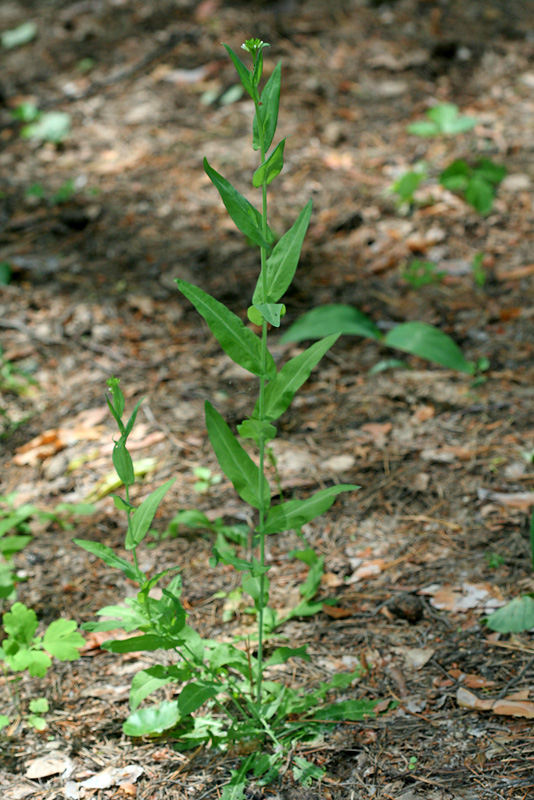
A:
395,103,507,215
0,499,95,730
74,40,378,794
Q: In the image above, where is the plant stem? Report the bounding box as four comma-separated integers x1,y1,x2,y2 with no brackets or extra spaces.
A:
254,74,269,706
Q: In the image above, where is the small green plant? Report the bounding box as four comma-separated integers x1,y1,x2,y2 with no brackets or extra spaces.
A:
0,602,85,731
484,552,506,570
486,508,534,633
407,103,477,138
390,161,428,206
440,158,506,215
0,348,38,398
192,466,222,494
12,103,71,144
75,41,377,791
401,259,446,289
471,252,486,287
26,179,78,205
408,755,418,771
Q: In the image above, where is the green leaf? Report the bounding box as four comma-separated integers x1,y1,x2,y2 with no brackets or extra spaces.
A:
176,280,276,379
123,397,145,439
0,535,32,556
126,477,176,550
465,177,494,214
0,714,11,730
205,402,270,509
384,321,474,374
257,334,340,421
486,595,534,633
104,634,173,653
106,377,125,421
222,44,254,97
242,572,269,610
253,61,282,152
475,158,506,185
368,358,409,375
252,139,286,187
407,120,440,137
9,649,51,678
262,485,358,534
211,546,267,576
74,539,144,582
209,643,251,674
27,715,48,731
392,168,426,201
43,619,84,661
2,602,38,644
123,700,181,736
1,22,37,49
253,200,312,305
237,418,277,444
440,159,470,191
408,104,476,137
22,111,71,143
83,602,150,633
253,302,285,327
265,645,310,667
292,756,325,787
111,494,134,512
112,442,135,487
294,551,324,600
29,698,49,714
177,682,218,717
203,158,272,249
311,698,377,721
130,668,174,711
282,304,382,343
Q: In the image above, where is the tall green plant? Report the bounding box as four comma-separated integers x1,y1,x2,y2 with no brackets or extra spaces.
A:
75,41,375,791
176,38,357,701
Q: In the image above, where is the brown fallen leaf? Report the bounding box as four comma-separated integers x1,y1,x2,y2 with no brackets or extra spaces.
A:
477,488,534,510
321,604,354,619
449,669,496,689
347,558,386,583
457,687,534,718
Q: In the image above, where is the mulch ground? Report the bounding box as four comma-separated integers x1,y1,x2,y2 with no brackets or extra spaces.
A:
1,1,534,798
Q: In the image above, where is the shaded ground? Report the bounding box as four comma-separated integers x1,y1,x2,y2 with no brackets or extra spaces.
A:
1,0,534,797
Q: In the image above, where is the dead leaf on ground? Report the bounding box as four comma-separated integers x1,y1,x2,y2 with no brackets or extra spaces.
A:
429,582,503,613
457,687,534,718
477,488,534,509
449,669,496,688
25,753,71,779
322,604,354,619
346,558,386,584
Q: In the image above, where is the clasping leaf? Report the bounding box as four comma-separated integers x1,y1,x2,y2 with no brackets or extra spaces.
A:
205,402,270,509
253,200,312,305
177,280,276,379
204,158,273,249
262,485,358,534
252,139,286,187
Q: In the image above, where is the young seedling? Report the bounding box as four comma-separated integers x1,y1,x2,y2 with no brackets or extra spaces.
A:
76,41,378,791
407,102,477,137
440,158,507,215
0,602,85,731
401,259,446,289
